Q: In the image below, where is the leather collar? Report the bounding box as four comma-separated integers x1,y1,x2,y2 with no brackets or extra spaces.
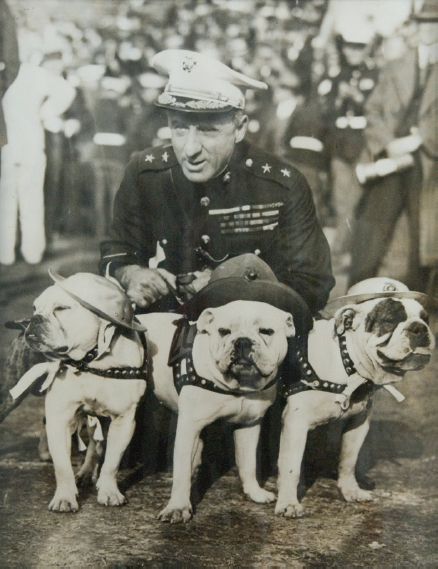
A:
170,318,279,396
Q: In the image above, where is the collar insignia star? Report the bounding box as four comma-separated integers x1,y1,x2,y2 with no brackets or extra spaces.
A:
262,163,272,173
281,168,291,177
145,154,155,163
162,151,169,163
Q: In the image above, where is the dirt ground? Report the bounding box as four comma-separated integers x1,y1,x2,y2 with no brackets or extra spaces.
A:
0,236,437,567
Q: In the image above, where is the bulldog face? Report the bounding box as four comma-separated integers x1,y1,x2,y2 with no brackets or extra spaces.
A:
24,285,105,361
335,297,434,383
197,300,295,389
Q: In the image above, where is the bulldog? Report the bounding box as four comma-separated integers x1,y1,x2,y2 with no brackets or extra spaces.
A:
144,252,311,523
140,299,295,523
9,272,148,513
275,278,435,519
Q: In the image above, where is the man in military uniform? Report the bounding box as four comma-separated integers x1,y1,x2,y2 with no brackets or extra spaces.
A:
100,49,334,316
318,29,380,271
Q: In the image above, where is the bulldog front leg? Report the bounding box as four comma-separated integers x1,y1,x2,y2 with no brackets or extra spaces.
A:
158,388,216,523
158,413,202,523
338,411,373,503
275,402,309,518
96,408,137,506
45,393,79,513
234,422,275,503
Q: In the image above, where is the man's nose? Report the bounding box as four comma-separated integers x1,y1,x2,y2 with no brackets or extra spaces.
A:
184,127,202,157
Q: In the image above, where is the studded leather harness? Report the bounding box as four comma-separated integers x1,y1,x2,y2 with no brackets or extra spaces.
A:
169,318,279,396
281,333,374,408
51,330,148,381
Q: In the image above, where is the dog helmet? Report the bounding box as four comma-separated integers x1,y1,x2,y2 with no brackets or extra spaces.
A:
49,270,146,331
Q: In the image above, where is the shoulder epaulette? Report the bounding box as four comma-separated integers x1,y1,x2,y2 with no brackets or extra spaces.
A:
241,145,302,189
137,145,178,172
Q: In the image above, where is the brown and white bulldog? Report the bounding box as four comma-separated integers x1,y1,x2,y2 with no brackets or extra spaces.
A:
275,278,435,519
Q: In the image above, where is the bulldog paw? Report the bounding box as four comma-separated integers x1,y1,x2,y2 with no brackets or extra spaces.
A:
244,486,276,504
275,502,305,519
97,487,126,507
48,492,79,513
158,503,193,523
339,484,374,503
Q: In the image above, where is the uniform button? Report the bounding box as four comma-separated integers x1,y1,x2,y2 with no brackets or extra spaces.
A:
254,249,261,256
200,196,210,207
201,235,211,244
246,159,253,167
161,239,167,245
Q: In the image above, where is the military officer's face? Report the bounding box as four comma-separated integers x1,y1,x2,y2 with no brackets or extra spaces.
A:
168,110,248,183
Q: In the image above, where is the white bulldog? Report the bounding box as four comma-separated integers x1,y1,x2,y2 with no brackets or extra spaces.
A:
10,273,148,513
140,299,295,523
275,278,435,519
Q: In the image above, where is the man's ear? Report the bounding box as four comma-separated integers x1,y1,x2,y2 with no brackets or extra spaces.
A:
334,306,358,335
235,114,248,143
97,321,117,357
197,309,215,334
285,313,296,337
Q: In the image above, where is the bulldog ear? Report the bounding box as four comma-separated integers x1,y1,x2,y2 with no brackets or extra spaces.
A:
96,320,117,357
334,306,358,335
285,313,296,337
197,309,215,334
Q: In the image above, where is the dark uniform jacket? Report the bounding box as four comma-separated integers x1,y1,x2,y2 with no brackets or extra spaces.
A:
100,140,334,314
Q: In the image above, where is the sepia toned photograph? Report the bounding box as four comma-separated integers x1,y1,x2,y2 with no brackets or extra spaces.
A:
0,0,436,565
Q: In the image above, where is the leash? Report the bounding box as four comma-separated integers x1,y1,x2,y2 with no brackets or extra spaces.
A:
169,318,279,397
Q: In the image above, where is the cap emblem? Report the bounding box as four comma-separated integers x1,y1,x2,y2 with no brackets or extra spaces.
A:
245,269,260,282
182,56,197,73
383,282,398,292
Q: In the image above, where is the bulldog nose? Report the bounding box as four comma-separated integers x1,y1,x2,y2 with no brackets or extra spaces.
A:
30,314,46,326
405,321,430,348
234,337,254,355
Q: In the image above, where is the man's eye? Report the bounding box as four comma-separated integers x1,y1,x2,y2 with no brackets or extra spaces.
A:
218,328,231,337
259,328,274,336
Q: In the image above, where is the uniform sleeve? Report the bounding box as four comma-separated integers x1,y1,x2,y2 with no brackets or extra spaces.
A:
265,172,335,314
99,156,157,275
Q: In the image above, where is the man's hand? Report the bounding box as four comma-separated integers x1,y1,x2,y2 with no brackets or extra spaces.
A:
114,265,176,308
386,134,422,158
177,268,213,300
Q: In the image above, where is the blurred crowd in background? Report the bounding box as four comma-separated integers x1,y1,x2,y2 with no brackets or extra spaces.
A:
0,0,435,291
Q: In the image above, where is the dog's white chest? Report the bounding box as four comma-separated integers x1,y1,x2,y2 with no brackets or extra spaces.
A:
48,371,146,418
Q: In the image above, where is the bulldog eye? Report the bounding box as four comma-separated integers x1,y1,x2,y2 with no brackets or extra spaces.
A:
259,328,274,336
218,328,231,337
54,306,70,312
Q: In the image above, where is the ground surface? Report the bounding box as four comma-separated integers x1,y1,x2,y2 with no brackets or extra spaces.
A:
0,236,437,567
